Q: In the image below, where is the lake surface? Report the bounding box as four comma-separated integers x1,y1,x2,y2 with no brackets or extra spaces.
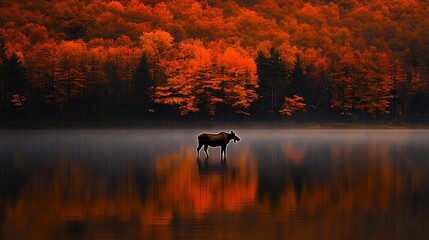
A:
1,129,429,239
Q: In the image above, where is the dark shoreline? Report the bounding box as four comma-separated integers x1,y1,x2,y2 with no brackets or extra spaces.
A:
0,121,425,130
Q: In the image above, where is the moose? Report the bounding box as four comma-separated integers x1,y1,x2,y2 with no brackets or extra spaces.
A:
197,131,240,160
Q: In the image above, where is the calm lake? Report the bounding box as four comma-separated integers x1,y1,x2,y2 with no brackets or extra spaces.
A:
1,129,429,239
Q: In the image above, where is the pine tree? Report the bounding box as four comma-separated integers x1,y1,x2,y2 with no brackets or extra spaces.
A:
288,55,309,116
290,55,306,97
255,48,288,115
3,53,28,125
0,33,7,104
5,53,27,95
133,52,154,115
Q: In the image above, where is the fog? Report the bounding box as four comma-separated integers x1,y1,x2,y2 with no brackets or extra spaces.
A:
1,129,429,239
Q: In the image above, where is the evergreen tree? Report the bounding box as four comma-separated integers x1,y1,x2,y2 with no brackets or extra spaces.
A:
5,53,27,104
133,52,154,116
290,55,306,97
0,33,6,104
288,55,310,116
408,91,429,122
255,48,288,115
3,52,28,126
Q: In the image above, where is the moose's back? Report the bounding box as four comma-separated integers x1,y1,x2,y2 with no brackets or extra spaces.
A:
198,132,228,146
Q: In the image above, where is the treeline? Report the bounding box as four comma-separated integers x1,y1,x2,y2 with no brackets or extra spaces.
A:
0,0,428,127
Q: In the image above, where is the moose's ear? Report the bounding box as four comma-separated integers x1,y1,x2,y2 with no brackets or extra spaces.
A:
231,130,235,134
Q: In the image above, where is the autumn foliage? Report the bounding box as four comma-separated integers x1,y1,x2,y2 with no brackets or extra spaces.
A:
279,95,307,116
0,0,428,125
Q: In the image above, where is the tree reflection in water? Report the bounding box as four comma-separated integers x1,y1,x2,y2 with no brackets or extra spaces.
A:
1,130,429,239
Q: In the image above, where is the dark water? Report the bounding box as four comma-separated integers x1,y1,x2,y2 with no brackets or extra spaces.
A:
1,129,429,239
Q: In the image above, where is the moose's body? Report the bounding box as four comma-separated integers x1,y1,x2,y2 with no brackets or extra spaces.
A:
197,131,240,159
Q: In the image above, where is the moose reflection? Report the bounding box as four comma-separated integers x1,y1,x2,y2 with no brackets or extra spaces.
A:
196,156,238,177
197,131,240,160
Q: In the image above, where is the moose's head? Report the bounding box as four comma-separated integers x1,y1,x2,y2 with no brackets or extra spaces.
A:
230,131,240,143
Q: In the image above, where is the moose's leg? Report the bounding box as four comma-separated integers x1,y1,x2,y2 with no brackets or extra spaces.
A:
223,146,226,162
203,145,209,158
222,146,227,162
197,143,202,157
221,146,226,160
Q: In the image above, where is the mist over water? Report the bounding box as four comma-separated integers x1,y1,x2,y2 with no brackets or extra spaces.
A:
1,130,429,239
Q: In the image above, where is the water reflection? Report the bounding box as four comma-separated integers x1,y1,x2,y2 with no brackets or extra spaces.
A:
1,130,429,239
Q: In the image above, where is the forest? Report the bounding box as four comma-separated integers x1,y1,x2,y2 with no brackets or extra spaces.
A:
0,0,428,127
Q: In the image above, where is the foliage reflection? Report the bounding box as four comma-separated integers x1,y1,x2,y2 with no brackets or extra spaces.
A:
1,130,429,239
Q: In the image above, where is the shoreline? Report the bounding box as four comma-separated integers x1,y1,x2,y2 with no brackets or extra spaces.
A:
0,122,427,130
